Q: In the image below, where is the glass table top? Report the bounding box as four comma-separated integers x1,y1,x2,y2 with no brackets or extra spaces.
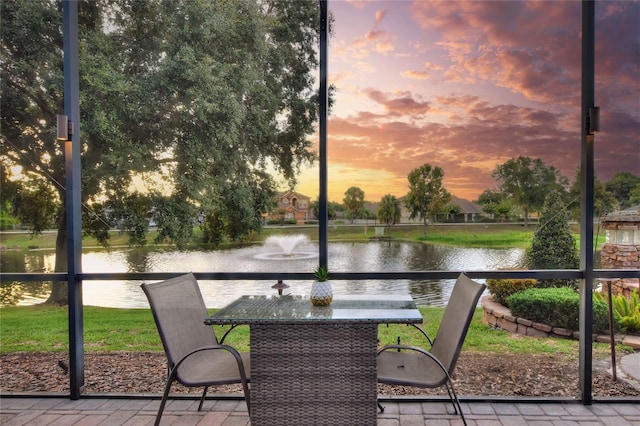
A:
204,294,423,325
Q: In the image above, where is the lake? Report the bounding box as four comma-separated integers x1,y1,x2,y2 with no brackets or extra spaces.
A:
0,239,524,308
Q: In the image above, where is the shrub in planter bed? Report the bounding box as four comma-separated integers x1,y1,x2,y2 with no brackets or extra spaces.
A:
507,287,610,333
486,277,537,307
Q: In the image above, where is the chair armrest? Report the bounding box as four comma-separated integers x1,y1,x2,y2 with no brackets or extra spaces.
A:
172,344,248,379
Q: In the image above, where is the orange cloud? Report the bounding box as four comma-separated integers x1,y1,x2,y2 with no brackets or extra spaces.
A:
401,70,430,80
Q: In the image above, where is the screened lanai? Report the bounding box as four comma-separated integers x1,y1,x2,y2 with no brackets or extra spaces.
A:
1,0,639,408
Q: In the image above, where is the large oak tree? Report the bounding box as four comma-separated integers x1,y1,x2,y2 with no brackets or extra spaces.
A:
1,0,324,304
492,156,568,226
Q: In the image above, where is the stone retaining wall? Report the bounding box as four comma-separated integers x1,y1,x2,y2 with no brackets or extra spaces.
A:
481,295,640,349
601,278,639,299
600,243,640,269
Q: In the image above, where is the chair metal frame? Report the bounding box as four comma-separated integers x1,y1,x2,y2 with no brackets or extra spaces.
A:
141,273,250,426
377,272,486,425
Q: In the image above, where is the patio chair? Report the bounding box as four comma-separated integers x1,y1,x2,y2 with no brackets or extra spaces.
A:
377,272,485,425
141,273,250,426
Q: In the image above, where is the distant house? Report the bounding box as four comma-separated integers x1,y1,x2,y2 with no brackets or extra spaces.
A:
267,191,312,224
449,195,484,222
365,195,484,224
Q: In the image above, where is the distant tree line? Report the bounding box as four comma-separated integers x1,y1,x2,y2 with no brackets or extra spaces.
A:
4,158,639,238
307,158,639,236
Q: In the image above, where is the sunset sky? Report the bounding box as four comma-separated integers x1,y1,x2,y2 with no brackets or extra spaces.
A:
290,0,639,203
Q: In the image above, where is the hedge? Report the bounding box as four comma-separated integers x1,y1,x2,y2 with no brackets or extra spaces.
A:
507,287,610,333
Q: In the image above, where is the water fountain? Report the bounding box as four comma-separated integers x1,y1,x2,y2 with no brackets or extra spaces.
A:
254,234,318,260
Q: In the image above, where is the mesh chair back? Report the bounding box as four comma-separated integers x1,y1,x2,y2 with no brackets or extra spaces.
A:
141,273,217,370
430,273,486,376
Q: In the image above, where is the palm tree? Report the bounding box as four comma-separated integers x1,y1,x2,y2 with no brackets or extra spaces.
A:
377,194,401,225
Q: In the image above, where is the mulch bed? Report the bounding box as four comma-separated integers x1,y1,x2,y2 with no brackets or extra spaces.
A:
1,351,638,398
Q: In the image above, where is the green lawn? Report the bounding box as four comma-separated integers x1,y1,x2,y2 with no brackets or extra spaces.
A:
0,223,612,358
0,305,619,358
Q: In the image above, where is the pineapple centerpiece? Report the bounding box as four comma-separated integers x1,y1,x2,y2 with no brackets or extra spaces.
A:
310,266,333,306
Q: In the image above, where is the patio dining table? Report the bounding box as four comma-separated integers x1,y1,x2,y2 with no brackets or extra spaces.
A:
204,294,423,426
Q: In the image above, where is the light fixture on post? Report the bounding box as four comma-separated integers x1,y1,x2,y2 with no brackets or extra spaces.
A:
57,114,73,141
588,106,600,135
272,279,290,296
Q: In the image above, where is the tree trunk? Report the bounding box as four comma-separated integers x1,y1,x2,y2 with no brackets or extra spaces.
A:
45,210,68,305
423,217,428,235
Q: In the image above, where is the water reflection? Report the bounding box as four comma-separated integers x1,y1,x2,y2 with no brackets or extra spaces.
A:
1,241,524,308
126,248,154,273
0,280,52,306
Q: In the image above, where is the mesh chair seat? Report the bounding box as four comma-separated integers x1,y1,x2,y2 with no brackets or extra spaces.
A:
378,350,448,388
377,272,485,426
176,349,251,386
141,273,250,426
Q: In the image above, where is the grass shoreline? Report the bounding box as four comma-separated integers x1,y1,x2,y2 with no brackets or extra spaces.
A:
0,222,603,252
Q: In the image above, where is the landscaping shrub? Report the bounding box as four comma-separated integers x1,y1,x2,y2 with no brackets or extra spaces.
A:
525,191,579,290
507,287,609,333
486,277,537,306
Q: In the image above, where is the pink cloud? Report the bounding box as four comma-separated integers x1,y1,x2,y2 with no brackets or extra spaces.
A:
375,9,387,26
327,90,591,199
365,30,387,42
364,89,431,116
325,0,638,200
345,0,368,9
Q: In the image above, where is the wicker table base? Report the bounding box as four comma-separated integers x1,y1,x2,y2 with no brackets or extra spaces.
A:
250,323,378,425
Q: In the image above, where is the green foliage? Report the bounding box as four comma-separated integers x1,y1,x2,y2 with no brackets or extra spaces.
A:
508,287,610,333
475,189,513,221
14,177,61,234
486,277,537,306
343,187,365,220
526,190,579,289
0,165,20,230
311,199,338,220
605,172,640,209
567,168,617,221
314,266,329,282
404,163,451,234
629,184,640,207
103,193,153,247
377,194,401,225
82,201,112,246
492,156,568,226
0,209,19,230
595,289,640,333
613,289,639,318
447,203,461,216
